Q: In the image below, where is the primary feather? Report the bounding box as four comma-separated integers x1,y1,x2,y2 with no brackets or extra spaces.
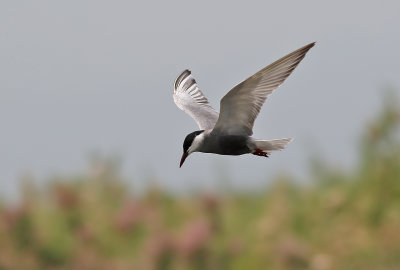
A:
173,70,219,130
212,42,315,136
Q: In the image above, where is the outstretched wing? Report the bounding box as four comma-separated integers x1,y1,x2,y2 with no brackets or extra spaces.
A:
173,70,219,130
212,42,315,136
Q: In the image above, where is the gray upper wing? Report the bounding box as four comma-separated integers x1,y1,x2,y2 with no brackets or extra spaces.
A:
173,70,219,130
212,42,315,136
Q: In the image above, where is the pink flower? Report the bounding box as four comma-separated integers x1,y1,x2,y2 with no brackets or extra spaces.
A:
177,220,211,258
114,201,142,233
1,205,29,230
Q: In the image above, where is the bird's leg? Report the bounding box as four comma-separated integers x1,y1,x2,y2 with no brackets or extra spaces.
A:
252,148,269,157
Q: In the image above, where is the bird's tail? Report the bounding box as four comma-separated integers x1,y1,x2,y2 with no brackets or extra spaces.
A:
254,138,293,152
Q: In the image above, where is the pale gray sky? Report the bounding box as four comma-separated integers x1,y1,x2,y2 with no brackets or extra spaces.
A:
1,1,400,197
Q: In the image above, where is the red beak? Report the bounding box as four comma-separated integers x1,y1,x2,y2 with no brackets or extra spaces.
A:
180,152,189,167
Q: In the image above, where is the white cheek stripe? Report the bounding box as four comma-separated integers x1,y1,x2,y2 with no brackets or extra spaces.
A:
188,133,204,154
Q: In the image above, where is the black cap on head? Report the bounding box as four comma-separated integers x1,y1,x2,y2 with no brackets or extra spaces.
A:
183,130,204,153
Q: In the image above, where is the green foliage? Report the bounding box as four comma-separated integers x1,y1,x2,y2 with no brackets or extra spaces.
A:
0,93,399,269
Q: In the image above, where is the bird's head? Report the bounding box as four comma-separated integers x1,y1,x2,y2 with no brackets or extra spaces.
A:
180,130,205,167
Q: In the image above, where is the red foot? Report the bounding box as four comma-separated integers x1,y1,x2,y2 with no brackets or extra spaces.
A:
252,148,269,157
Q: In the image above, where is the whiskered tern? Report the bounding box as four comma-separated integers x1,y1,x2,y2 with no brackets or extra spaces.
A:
173,42,315,167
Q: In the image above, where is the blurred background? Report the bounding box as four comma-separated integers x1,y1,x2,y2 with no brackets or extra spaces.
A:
1,1,400,269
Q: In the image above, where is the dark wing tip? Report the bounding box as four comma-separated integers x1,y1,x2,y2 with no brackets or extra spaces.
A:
304,42,316,49
280,42,315,69
174,69,191,91
298,42,316,56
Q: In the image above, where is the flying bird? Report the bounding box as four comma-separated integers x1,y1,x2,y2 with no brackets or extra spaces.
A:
173,42,315,167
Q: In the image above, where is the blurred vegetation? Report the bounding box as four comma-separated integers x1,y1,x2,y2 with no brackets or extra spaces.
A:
1,93,400,270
